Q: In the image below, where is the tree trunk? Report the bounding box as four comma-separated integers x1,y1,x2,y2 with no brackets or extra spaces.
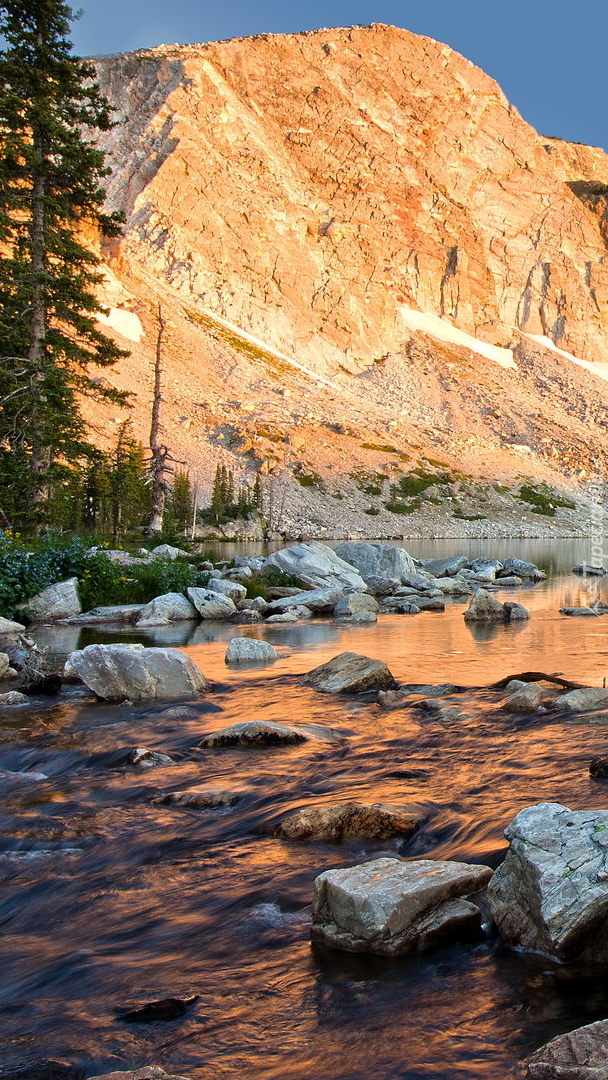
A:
146,304,168,535
29,118,49,513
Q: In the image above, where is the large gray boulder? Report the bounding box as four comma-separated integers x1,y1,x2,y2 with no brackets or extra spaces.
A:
487,802,608,963
67,643,208,702
302,652,397,694
333,593,379,621
206,577,247,601
468,557,503,579
333,542,415,583
525,1019,608,1079
419,555,468,577
225,637,278,663
266,586,345,613
262,541,366,591
501,557,546,581
21,577,81,622
555,687,608,711
274,802,425,841
186,587,236,619
501,683,543,712
311,856,493,955
463,590,506,622
135,593,198,626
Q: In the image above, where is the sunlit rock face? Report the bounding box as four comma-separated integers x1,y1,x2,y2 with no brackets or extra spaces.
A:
95,23,608,377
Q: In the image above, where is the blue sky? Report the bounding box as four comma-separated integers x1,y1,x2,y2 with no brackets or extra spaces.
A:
71,1,608,151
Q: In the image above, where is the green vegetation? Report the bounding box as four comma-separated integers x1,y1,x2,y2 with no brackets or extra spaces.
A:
360,443,409,458
295,467,322,488
518,483,576,517
208,464,260,523
0,0,129,530
364,506,380,515
245,568,301,602
349,468,387,495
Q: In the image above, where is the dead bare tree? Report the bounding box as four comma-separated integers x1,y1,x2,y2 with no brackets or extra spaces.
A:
146,304,172,536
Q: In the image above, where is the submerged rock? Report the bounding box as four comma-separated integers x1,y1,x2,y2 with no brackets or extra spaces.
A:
200,721,307,747
130,748,175,768
0,1062,83,1080
88,1070,192,1080
62,604,144,625
0,691,28,705
464,591,529,623
487,802,608,963
274,801,425,841
302,652,397,694
311,856,492,955
67,644,208,702
573,564,607,577
225,638,278,663
524,1018,608,1079
589,757,608,779
560,607,601,617
153,788,240,808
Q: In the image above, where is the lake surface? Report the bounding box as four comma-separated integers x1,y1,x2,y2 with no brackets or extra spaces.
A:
2,538,608,1079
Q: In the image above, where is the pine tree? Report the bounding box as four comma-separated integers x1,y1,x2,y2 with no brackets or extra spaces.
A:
211,464,225,522
0,0,129,525
171,471,193,534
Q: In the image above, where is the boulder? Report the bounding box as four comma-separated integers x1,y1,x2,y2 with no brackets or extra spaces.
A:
151,544,190,559
262,541,366,591
186,587,236,619
560,607,601,617
230,610,264,624
333,593,379,621
274,801,425,841
574,564,607,576
0,652,9,678
62,604,144,624
67,644,208,702
135,593,198,626
0,616,26,634
434,577,472,595
200,720,306,747
364,575,404,595
266,586,344,613
500,558,546,581
504,679,528,693
555,687,608,711
487,802,608,963
153,788,239,807
333,542,415,583
225,637,278,663
206,577,247,601
411,597,445,612
418,555,468,577
0,691,28,705
493,575,523,587
20,577,81,622
302,652,397,694
401,571,434,591
87,1069,193,1080
248,596,269,613
590,757,608,779
130,748,175,768
311,856,493,955
234,555,265,571
503,601,531,621
266,610,299,623
501,683,543,712
524,1018,608,1080
468,557,503,579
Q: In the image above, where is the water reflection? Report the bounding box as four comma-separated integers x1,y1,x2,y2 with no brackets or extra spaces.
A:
6,539,608,1080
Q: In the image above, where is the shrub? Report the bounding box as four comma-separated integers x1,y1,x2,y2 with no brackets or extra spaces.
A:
0,532,90,618
364,506,380,515
246,568,302,601
518,484,576,517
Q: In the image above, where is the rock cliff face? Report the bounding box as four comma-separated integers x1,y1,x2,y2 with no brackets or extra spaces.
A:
84,24,608,538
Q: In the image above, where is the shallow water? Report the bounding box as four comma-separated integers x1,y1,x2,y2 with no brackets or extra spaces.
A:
3,540,608,1079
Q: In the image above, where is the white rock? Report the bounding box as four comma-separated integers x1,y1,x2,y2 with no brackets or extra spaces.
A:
555,687,608,711
263,540,366,591
21,577,81,622
0,616,26,633
206,577,247,600
151,544,190,559
311,856,493,954
135,592,198,626
67,643,208,702
225,638,279,663
0,652,9,678
333,542,415,583
0,690,28,705
501,683,543,712
186,587,236,619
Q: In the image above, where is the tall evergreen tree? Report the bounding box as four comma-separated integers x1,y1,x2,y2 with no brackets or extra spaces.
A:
0,0,128,525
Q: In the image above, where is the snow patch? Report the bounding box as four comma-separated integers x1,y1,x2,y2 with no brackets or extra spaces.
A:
97,308,144,343
525,334,608,383
398,306,517,369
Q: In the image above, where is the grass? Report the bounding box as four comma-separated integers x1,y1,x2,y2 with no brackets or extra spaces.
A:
518,483,576,517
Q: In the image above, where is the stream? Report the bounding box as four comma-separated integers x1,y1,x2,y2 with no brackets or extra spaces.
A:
2,538,608,1079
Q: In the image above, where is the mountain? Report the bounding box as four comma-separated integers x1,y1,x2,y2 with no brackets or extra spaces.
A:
86,23,608,539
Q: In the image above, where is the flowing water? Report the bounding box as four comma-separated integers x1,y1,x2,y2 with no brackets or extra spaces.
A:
3,539,608,1079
